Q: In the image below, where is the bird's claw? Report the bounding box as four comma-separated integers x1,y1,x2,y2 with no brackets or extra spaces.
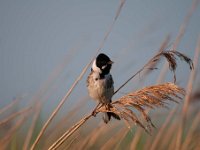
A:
92,110,97,117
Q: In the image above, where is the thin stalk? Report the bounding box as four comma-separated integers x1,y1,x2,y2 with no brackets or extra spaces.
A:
175,35,200,150
23,102,42,150
0,97,20,115
30,0,126,149
48,114,93,150
0,107,32,126
157,0,199,83
150,108,177,150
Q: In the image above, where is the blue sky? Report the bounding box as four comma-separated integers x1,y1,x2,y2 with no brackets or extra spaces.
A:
0,0,200,109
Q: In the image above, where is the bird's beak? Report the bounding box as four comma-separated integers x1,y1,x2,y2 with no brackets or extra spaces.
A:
108,60,114,64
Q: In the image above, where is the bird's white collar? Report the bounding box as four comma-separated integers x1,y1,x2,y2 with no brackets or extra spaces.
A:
92,59,102,73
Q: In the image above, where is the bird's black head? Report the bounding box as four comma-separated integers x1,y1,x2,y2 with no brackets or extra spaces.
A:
95,53,113,75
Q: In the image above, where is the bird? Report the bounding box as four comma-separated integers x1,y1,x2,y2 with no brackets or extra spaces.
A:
87,53,120,123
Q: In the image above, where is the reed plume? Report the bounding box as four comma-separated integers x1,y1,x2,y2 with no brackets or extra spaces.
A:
98,82,185,132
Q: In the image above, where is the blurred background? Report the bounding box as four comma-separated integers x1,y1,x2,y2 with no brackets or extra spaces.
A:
1,0,199,106
0,0,200,149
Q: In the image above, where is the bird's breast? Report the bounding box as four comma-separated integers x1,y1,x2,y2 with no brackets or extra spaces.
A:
87,72,114,104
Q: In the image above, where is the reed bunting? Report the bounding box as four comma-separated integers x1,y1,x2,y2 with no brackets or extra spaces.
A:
87,53,120,123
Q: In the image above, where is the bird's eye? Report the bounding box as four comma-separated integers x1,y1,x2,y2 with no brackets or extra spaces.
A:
102,65,107,69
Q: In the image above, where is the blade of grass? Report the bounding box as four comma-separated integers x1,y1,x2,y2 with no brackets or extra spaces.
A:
43,97,88,147
78,122,107,149
23,47,79,150
160,122,178,149
182,111,200,150
150,108,177,150
30,0,127,149
0,97,20,116
114,128,129,150
23,102,42,150
0,113,29,149
175,35,200,150
0,107,32,126
130,128,142,150
48,114,93,150
101,127,127,150
157,0,199,83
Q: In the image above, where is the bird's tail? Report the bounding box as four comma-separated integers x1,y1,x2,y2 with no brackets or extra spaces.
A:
103,112,120,123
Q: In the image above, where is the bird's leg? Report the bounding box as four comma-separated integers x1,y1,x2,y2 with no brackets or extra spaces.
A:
92,102,102,117
105,103,112,112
